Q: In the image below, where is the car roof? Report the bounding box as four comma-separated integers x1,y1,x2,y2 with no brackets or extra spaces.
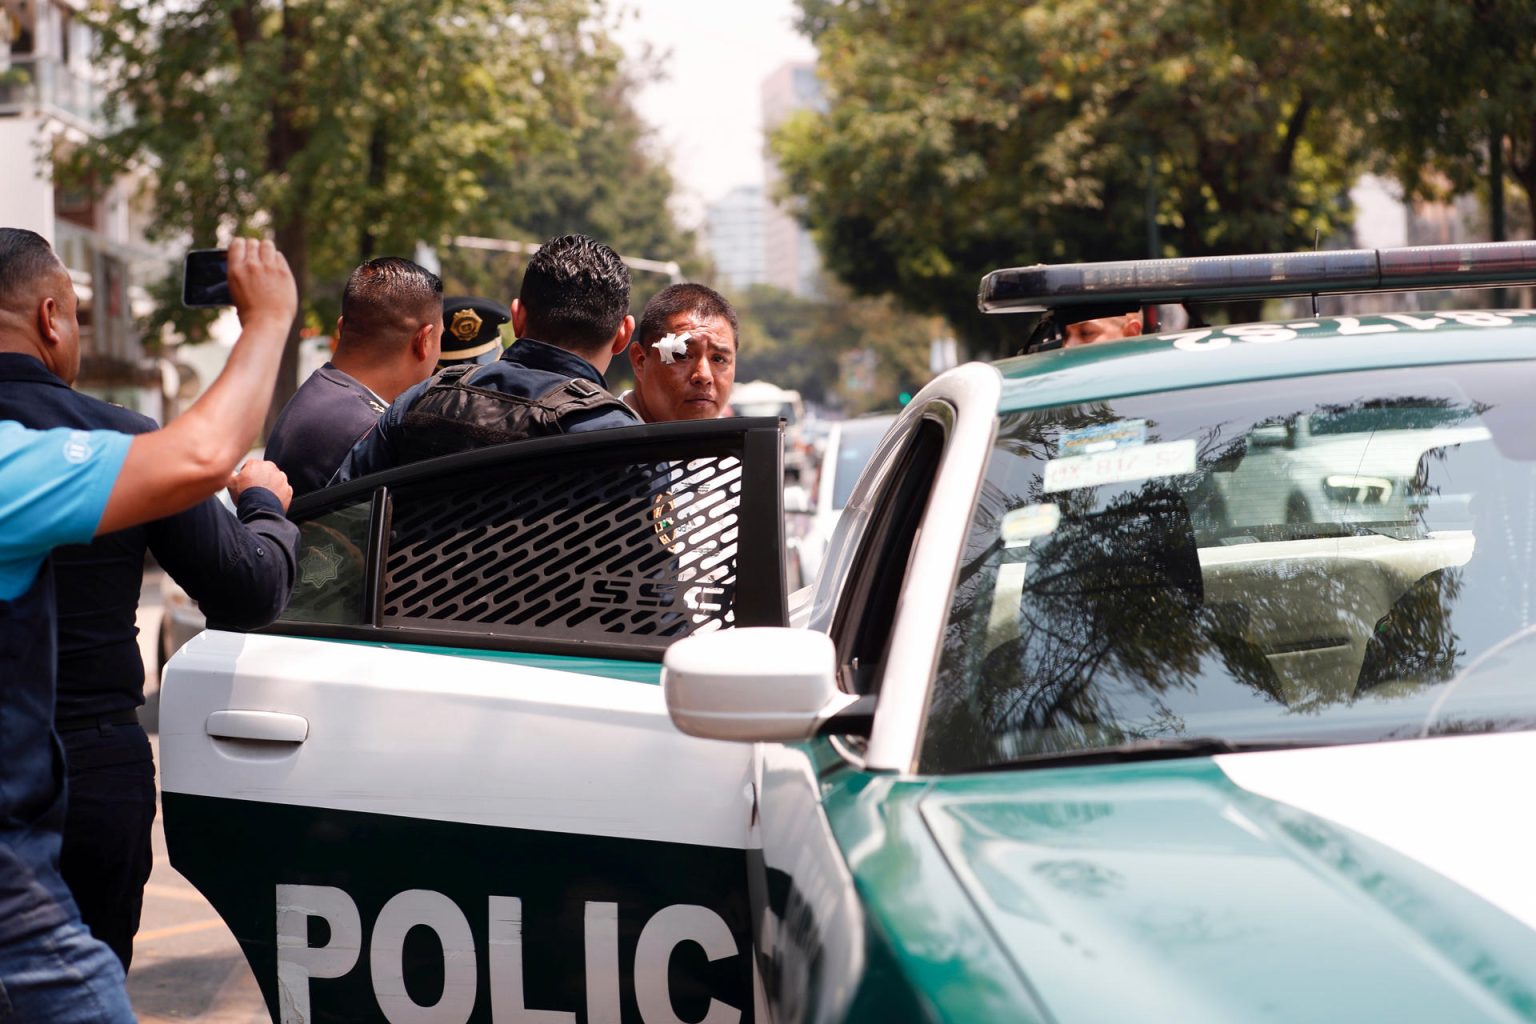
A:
994,310,1536,414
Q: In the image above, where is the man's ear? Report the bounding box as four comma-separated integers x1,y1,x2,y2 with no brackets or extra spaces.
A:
36,296,62,348
334,316,346,345
510,298,528,337
1125,315,1144,337
609,313,636,355
628,333,647,376
410,322,435,362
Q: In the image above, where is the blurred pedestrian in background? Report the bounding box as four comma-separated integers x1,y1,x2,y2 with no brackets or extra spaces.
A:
266,256,443,496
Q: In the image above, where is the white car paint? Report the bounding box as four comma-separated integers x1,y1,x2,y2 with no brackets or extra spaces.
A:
1216,730,1536,931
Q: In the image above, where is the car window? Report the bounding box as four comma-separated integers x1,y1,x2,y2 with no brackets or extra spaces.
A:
831,414,947,696
830,415,897,510
922,361,1536,772
280,497,373,625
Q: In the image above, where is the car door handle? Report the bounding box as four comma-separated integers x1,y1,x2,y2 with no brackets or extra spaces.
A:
205,710,309,744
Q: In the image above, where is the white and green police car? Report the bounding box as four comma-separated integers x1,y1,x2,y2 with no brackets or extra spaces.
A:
162,241,1536,1023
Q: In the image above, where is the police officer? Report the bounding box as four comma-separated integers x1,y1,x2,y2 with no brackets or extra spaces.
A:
334,234,639,480
439,295,510,368
0,233,302,969
0,232,295,1021
266,256,443,496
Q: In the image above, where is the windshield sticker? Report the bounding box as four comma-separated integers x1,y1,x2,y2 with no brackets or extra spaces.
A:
1001,503,1061,546
1059,420,1147,456
1043,438,1197,493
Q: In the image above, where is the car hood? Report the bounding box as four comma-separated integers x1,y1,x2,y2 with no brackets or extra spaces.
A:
919,731,1536,1023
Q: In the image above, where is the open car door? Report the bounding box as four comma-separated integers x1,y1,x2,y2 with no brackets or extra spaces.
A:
159,419,787,1024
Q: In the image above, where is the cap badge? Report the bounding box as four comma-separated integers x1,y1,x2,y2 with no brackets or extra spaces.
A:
450,308,484,342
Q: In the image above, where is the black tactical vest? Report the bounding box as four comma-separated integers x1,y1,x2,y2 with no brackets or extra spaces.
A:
398,363,632,463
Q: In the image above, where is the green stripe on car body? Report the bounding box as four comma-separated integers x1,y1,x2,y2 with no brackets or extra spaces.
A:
319,636,664,684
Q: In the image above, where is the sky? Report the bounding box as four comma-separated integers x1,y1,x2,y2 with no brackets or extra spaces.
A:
621,0,816,224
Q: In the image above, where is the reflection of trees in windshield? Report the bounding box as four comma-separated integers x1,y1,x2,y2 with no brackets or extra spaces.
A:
931,478,1290,770
922,376,1535,774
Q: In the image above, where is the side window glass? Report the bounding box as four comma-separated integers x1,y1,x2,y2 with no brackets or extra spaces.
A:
279,499,372,625
831,416,947,695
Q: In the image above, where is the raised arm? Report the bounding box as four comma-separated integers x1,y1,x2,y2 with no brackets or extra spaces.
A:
97,239,297,535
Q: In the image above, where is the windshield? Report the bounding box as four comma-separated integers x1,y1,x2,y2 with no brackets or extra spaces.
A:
921,362,1536,773
831,415,896,509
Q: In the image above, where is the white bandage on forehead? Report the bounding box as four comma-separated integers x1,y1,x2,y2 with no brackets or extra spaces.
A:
652,332,691,364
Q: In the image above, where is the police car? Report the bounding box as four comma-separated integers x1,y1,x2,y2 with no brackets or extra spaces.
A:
161,241,1536,1023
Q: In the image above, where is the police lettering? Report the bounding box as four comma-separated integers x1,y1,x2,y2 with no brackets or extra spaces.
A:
274,884,741,1024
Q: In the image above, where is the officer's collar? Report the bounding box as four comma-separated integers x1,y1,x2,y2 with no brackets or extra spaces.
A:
503,337,610,389
0,352,70,388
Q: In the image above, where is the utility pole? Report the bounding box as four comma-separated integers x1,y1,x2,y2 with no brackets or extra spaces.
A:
451,236,684,284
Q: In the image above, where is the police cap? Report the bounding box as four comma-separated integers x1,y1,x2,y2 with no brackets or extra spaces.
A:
439,295,511,367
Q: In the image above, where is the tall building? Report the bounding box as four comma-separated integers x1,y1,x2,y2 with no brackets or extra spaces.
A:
704,184,766,292
1,0,167,407
761,61,823,298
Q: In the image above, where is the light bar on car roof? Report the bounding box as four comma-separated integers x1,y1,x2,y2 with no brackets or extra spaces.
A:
978,240,1536,313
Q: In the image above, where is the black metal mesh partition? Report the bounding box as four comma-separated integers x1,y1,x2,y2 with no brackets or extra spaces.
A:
273,419,786,660
384,454,740,639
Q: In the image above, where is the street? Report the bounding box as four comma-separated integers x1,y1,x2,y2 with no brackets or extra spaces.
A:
129,571,268,1023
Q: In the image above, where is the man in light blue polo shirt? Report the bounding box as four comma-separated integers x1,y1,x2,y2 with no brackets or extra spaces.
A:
0,234,296,1022
0,423,137,1021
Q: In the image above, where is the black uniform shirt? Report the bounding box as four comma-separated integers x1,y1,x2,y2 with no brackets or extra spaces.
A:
0,353,301,720
333,338,639,483
265,363,388,497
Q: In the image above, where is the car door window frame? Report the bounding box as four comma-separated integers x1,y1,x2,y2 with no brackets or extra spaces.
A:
267,418,788,662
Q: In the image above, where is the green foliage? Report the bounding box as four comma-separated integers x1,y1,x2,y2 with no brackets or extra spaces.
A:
62,0,623,415
1342,0,1536,234
438,69,703,308
777,0,1368,357
732,280,938,413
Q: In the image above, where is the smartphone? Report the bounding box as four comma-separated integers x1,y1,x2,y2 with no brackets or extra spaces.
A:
182,248,230,308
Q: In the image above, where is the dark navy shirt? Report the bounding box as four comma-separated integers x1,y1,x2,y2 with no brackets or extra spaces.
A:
332,338,639,483
0,354,301,720
0,421,130,937
266,363,389,496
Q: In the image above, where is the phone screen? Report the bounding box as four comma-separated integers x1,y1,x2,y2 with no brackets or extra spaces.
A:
182,249,230,307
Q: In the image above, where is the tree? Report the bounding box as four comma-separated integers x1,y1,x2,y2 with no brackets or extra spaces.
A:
732,280,938,412
776,0,1367,355
438,69,703,308
1343,0,1536,241
68,0,614,426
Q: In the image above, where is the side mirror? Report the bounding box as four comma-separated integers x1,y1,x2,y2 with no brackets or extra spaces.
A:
663,628,865,742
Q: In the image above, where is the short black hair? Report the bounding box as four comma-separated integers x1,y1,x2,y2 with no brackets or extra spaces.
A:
0,228,63,307
518,234,631,353
637,283,739,349
340,257,443,343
